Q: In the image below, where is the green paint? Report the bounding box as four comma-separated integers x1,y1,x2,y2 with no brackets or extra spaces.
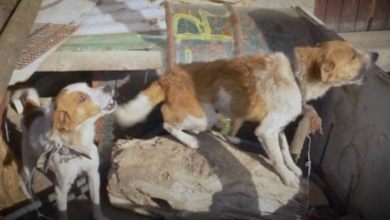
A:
57,33,167,52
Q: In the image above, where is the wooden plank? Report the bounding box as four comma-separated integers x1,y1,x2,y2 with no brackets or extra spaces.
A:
339,0,359,32
324,0,343,31
57,34,165,52
314,0,328,22
0,0,42,102
370,0,390,30
8,0,98,86
355,0,374,31
38,50,163,71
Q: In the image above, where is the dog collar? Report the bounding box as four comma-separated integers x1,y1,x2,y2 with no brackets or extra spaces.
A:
37,143,91,173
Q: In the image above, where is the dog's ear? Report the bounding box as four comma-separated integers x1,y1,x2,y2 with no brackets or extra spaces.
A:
53,109,74,131
320,60,336,82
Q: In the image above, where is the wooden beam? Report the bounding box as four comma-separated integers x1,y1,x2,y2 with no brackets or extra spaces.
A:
0,0,41,210
0,0,20,30
37,50,163,71
0,0,42,98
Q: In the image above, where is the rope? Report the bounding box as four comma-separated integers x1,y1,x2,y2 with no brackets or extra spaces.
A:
304,135,312,219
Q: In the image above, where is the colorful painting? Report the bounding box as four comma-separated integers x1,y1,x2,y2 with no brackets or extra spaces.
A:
169,3,313,65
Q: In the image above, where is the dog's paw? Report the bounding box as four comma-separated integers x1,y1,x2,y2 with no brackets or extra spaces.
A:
186,137,200,149
280,169,300,188
289,164,303,177
191,130,200,134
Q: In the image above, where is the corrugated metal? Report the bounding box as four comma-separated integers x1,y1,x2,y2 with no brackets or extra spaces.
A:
74,0,167,36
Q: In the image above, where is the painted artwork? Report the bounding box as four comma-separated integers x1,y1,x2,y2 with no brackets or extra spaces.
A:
169,3,313,64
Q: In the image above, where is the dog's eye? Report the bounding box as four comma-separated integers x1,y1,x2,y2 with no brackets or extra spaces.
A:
79,95,86,103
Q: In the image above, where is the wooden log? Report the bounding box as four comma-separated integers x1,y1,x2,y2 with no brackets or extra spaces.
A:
0,136,26,210
108,133,307,220
0,0,42,210
0,0,42,97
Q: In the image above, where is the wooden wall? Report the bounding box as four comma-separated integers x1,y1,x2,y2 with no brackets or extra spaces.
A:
315,0,390,32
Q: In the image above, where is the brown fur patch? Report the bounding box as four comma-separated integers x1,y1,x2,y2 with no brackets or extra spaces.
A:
296,41,368,84
294,40,376,101
53,90,100,132
22,99,40,116
158,67,205,123
158,55,271,124
141,81,165,105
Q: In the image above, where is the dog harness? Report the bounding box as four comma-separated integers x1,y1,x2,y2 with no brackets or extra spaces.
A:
36,143,91,173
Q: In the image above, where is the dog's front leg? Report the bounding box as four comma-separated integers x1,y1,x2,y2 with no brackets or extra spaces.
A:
88,170,109,220
163,122,200,149
255,123,299,187
279,132,302,176
55,182,71,220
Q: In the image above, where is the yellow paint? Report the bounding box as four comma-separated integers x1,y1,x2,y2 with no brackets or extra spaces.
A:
173,8,233,44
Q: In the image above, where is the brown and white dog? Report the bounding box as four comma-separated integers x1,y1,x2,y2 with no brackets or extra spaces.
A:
115,40,378,187
13,83,116,220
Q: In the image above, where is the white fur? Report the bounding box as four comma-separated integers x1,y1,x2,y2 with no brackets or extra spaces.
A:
114,94,154,127
250,53,303,186
18,83,114,220
164,114,210,149
201,103,218,129
11,88,40,114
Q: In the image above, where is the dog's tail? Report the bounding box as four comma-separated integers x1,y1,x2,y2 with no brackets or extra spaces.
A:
11,88,41,116
115,81,165,127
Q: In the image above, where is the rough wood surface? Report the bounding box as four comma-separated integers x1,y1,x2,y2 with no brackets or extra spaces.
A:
0,0,42,98
0,136,26,211
0,0,41,211
108,133,307,220
38,50,163,71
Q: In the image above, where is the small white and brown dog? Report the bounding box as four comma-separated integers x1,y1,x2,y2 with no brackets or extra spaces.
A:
13,82,116,220
115,40,378,187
